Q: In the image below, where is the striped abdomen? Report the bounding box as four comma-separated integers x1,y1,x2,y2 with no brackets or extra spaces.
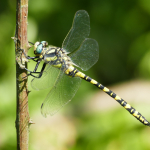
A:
65,66,150,126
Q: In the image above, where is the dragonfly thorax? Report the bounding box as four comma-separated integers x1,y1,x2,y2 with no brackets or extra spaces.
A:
34,41,73,70
43,46,73,70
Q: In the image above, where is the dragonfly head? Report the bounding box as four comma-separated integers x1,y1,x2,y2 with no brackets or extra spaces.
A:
34,41,48,55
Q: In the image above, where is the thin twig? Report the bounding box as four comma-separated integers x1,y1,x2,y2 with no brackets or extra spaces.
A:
14,0,30,149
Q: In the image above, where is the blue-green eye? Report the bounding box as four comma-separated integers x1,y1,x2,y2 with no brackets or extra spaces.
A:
36,44,43,54
41,41,46,44
41,41,48,47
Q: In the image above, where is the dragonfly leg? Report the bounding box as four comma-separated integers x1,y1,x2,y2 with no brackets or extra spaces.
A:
24,62,46,78
19,48,38,61
22,60,41,79
28,41,34,45
36,63,46,78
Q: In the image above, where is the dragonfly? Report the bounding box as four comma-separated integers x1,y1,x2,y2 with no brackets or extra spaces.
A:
23,10,150,126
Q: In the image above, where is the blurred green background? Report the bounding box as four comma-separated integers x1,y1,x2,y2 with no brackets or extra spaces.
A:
1,0,150,150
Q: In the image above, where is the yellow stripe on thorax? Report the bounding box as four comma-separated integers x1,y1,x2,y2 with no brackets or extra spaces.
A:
45,56,57,62
52,63,62,68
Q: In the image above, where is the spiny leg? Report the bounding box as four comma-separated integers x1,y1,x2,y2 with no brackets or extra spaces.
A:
28,41,34,45
19,47,39,62
18,45,45,78
26,62,47,78
74,70,150,126
23,59,46,79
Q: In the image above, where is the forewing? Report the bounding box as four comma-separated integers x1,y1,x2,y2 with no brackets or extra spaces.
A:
69,38,99,71
62,10,90,53
31,64,61,90
41,74,81,117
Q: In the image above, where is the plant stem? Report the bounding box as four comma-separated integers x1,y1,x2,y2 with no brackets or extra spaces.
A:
15,0,30,149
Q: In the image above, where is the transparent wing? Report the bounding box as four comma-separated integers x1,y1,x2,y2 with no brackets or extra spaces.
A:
69,38,99,71
41,73,81,117
31,64,61,90
62,10,90,53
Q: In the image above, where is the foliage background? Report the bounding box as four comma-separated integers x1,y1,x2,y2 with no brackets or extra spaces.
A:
0,0,150,150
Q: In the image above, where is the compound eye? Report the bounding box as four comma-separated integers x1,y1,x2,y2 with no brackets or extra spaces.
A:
35,44,43,54
34,41,40,50
41,41,48,47
34,41,43,54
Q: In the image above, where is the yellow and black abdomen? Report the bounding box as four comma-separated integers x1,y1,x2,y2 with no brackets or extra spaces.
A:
73,69,150,126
